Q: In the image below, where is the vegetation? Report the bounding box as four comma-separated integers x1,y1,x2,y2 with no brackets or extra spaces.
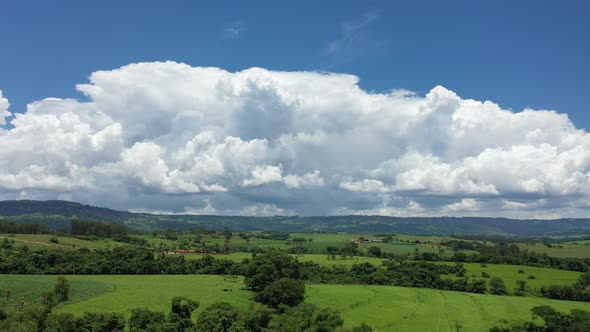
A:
491,306,590,331
2,203,590,331
4,200,590,236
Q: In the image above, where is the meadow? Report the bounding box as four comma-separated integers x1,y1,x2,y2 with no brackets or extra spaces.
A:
516,241,590,258
12,232,590,260
0,275,252,319
183,252,582,295
2,274,589,331
0,234,124,250
306,284,590,331
450,262,581,293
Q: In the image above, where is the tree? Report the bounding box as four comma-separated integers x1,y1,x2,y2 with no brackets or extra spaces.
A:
243,305,272,332
170,297,199,319
45,313,77,332
269,304,344,332
311,307,344,332
254,278,305,309
489,277,508,295
194,302,241,332
352,323,373,332
244,251,302,292
128,308,166,332
514,280,527,296
76,312,125,332
222,227,233,241
367,246,382,257
54,276,70,302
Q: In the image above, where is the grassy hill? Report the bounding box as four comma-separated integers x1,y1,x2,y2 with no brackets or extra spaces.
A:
3,199,590,236
3,274,589,331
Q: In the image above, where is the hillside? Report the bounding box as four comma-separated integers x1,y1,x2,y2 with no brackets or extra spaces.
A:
1,200,590,236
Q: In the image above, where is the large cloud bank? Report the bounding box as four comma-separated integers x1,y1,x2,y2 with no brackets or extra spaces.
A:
1,62,589,217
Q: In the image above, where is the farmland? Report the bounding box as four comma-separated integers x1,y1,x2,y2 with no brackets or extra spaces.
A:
2,219,590,331
306,284,590,331
1,274,589,331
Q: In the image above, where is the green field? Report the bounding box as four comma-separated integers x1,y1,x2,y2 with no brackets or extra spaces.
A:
182,253,582,292
0,234,124,250
449,262,582,294
2,274,589,331
185,252,387,267
306,284,590,331
137,232,475,257
516,241,590,258
0,275,252,319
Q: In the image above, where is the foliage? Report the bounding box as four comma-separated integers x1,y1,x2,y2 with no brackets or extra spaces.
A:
75,312,126,332
71,219,128,238
268,303,344,332
243,251,302,292
171,296,200,319
128,308,166,332
194,302,241,332
540,271,590,301
54,276,70,302
488,277,508,295
0,221,49,234
254,278,305,309
490,306,590,332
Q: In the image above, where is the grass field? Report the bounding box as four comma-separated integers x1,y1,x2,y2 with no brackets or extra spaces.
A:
137,232,476,257
450,262,582,294
0,234,124,250
306,284,590,331
182,253,582,291
516,242,590,258
184,253,387,268
289,233,463,256
2,274,589,331
0,275,252,319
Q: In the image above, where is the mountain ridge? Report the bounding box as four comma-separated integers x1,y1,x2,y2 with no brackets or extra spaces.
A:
1,199,590,236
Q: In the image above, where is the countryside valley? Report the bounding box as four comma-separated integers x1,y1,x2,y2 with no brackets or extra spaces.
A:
1,201,590,331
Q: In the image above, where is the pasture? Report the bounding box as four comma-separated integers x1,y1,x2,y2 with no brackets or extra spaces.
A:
516,241,590,258
2,274,589,331
0,234,123,250
451,262,582,294
0,275,252,319
307,284,590,331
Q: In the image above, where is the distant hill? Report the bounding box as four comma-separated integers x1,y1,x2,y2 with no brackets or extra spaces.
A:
1,200,590,237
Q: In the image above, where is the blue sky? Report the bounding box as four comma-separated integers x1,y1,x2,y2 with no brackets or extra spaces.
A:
2,0,589,128
1,1,590,218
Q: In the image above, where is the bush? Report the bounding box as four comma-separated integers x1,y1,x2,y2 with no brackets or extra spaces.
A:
489,277,508,295
54,276,70,302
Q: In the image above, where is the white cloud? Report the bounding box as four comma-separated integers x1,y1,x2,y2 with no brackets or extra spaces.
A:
243,165,283,187
340,179,391,193
284,170,324,189
1,62,590,217
443,198,481,212
0,89,10,126
223,20,247,39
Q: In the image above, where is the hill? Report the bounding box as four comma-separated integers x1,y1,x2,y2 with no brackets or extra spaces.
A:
1,200,590,236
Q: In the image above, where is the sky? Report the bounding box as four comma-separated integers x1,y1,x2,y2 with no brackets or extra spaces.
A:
0,0,590,218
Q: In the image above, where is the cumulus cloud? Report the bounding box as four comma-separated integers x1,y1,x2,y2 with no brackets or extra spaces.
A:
443,198,481,212
340,179,391,193
1,61,589,217
243,165,283,187
284,170,324,189
0,89,11,126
